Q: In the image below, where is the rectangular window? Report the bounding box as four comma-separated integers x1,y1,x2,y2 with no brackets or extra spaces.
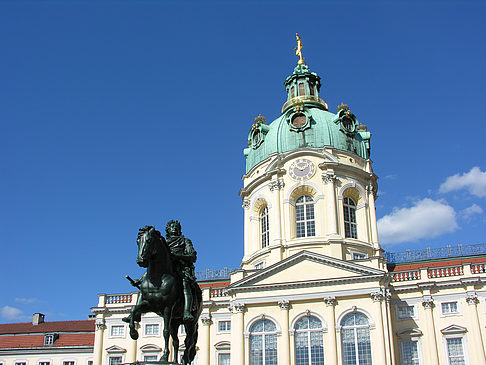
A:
144,356,158,362
44,334,55,345
39,363,51,365
218,320,231,332
397,305,415,319
15,363,27,365
145,324,160,336
109,357,123,365
446,338,465,365
63,362,75,365
110,325,125,337
218,353,231,365
291,87,295,98
352,252,367,260
254,261,264,269
400,341,420,365
88,361,93,365
441,302,459,315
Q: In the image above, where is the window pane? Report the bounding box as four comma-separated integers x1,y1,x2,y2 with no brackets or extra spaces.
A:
295,332,309,365
447,338,465,365
310,331,324,365
250,334,263,365
341,328,357,365
219,353,231,365
401,341,420,365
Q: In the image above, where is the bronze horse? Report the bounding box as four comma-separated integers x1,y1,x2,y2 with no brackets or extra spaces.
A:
123,226,202,364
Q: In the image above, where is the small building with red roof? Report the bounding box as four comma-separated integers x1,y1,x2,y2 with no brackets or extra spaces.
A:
0,313,94,365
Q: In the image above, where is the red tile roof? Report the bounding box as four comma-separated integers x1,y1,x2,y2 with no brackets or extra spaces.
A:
0,320,94,335
390,256,486,271
0,333,94,349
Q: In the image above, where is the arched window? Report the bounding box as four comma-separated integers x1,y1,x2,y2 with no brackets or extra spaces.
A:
294,316,324,365
340,313,372,365
250,319,278,365
296,195,315,238
343,197,357,239
260,206,269,248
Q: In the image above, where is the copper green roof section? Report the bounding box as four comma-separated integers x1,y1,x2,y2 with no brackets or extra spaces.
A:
244,64,371,173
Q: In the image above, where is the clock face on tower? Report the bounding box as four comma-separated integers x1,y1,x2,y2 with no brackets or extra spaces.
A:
289,158,316,181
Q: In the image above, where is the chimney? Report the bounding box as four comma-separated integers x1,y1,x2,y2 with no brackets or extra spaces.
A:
32,313,45,325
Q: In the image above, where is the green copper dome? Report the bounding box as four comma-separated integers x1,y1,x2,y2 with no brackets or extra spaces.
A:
244,64,371,173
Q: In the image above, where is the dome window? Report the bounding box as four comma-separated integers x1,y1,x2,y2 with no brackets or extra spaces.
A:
248,114,269,150
336,103,358,136
298,83,305,96
291,114,306,128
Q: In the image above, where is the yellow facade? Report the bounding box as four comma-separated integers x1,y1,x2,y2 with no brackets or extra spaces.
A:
90,54,486,364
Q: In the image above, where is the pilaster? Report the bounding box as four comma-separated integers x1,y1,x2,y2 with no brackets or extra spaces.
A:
371,291,388,364
421,296,439,364
324,297,338,365
199,314,212,365
322,172,338,235
278,300,291,364
465,292,486,364
231,303,246,365
94,317,105,365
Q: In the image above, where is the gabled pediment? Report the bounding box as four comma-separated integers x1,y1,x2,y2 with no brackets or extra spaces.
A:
228,250,385,292
106,345,126,353
397,328,423,339
441,324,467,335
140,344,162,352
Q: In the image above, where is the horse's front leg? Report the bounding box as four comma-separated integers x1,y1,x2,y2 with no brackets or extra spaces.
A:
123,299,149,340
169,321,180,363
160,306,172,362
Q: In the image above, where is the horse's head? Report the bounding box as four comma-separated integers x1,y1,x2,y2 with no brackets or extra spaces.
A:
136,225,162,267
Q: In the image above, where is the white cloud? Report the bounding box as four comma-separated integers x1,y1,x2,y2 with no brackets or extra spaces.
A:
377,198,458,245
439,166,486,198
460,203,483,220
0,306,25,321
15,297,38,304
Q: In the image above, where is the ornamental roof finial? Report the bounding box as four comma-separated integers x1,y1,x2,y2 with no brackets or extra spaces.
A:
295,33,305,65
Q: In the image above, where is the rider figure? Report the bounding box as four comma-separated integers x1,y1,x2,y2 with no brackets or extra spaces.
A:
165,220,197,322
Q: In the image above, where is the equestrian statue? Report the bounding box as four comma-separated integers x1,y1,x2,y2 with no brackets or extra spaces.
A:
123,220,202,364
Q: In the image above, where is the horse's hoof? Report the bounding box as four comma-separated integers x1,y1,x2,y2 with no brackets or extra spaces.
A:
129,328,139,340
121,317,130,323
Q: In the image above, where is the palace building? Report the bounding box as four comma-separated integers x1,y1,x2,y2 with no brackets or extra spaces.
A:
87,49,486,365
4,46,485,365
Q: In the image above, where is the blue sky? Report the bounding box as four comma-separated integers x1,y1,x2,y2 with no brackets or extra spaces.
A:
1,1,485,322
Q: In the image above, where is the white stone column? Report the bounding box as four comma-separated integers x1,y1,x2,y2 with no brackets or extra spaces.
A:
278,300,291,364
322,172,338,235
324,297,338,365
422,297,439,365
366,184,379,249
384,289,396,365
94,318,105,365
371,292,387,365
242,199,251,258
269,179,284,244
466,293,486,365
231,303,245,365
199,315,212,365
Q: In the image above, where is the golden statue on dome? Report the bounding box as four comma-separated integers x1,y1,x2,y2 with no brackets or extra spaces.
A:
295,33,305,65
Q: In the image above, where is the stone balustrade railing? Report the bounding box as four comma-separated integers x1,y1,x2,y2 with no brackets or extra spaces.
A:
392,270,421,281
106,294,133,304
210,288,227,298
